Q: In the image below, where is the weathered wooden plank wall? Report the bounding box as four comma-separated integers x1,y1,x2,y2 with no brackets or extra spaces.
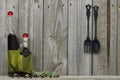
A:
0,0,7,75
44,0,68,75
68,0,92,75
117,0,120,75
93,0,108,75
109,0,117,75
1,76,120,80
0,0,120,75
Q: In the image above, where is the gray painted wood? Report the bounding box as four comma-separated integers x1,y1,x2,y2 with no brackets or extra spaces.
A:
18,0,31,41
0,0,120,75
7,0,19,36
117,0,120,75
44,0,68,75
68,0,92,75
0,0,19,75
93,0,108,75
109,0,117,75
1,76,120,80
30,0,43,72
0,0,7,75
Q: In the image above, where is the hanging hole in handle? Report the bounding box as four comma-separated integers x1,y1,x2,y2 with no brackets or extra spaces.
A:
93,6,99,11
87,6,90,9
86,4,91,10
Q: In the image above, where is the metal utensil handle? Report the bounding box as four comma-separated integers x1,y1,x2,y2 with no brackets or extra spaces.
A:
86,4,91,38
93,6,99,39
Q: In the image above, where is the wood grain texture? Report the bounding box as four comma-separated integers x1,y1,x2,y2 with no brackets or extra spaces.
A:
109,0,117,75
93,0,108,75
0,0,120,75
68,0,92,75
0,0,6,75
1,76,120,80
18,0,32,41
30,0,43,72
0,0,19,75
44,0,68,75
64,79,120,80
117,0,120,75
7,0,19,36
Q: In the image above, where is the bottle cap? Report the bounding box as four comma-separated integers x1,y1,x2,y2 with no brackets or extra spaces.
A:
23,33,29,38
8,11,13,16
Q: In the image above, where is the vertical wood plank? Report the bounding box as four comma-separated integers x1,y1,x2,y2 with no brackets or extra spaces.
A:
109,0,117,75
0,0,19,75
68,0,92,75
68,0,78,75
44,0,68,75
30,0,43,71
0,0,7,75
55,78,118,80
93,0,108,75
18,0,32,41
117,0,120,75
7,0,19,36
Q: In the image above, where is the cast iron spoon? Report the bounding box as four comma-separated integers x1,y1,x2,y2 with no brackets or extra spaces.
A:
92,6,100,53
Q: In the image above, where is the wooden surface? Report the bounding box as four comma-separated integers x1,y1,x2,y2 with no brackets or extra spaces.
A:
44,0,68,75
117,0,120,75
1,76,120,80
30,0,43,72
92,0,108,75
68,0,92,75
0,0,8,75
109,0,117,75
0,0,120,75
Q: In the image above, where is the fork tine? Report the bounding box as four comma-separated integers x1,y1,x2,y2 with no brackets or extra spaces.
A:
89,46,91,53
87,46,89,53
90,46,91,53
89,45,91,53
86,46,88,53
90,43,92,53
85,46,87,53
88,46,89,53
85,46,86,53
